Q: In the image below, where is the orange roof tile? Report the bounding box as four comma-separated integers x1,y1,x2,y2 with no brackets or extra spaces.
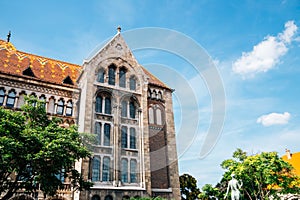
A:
282,152,300,176
0,39,81,87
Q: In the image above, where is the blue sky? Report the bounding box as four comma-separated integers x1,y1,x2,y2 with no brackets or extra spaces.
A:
1,0,300,188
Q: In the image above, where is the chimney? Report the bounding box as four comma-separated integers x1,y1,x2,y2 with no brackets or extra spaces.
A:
286,149,292,159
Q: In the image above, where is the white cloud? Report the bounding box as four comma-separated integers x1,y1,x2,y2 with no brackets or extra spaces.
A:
257,112,291,126
232,21,298,77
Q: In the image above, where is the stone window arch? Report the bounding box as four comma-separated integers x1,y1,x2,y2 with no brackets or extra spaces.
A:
129,76,136,91
0,88,5,106
95,92,112,115
17,91,27,108
56,98,64,115
119,67,127,88
108,64,116,85
6,89,16,108
148,104,164,125
65,100,73,116
104,195,113,200
48,97,55,114
91,195,100,200
97,68,105,83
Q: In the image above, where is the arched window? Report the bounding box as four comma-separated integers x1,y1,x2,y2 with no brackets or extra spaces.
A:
151,90,157,99
156,109,162,125
95,122,101,145
95,96,102,113
129,76,136,91
48,97,55,114
130,159,137,183
121,100,127,117
17,92,26,108
92,195,101,200
102,157,110,182
66,101,73,116
129,101,135,119
103,123,111,146
39,95,46,109
97,68,105,83
119,67,126,88
130,128,136,149
121,126,128,148
104,97,111,114
92,157,100,182
157,91,162,100
56,99,64,115
108,65,116,85
121,158,128,183
104,195,113,200
6,90,16,108
0,88,5,106
148,107,154,124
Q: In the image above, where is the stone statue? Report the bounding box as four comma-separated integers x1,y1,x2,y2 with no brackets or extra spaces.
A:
224,173,242,200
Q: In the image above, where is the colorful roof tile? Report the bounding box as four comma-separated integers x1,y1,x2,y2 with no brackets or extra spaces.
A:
0,39,81,87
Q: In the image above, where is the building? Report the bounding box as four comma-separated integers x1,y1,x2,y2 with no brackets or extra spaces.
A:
0,29,181,200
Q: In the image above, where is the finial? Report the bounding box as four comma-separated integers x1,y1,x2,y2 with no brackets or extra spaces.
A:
117,26,121,33
7,31,11,42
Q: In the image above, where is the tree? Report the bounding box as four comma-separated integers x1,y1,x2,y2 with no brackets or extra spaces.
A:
0,97,92,200
179,173,200,200
198,184,220,199
220,148,300,200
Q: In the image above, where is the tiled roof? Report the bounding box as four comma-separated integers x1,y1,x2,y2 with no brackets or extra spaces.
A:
141,66,171,90
0,39,81,87
282,152,300,176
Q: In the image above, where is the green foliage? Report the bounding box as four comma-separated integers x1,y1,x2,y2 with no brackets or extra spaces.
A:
0,96,92,200
198,184,220,199
179,173,200,200
220,148,300,199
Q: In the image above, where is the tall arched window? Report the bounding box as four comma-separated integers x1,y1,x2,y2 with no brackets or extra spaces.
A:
92,195,100,200
95,96,102,113
103,123,110,146
102,157,110,182
121,100,127,117
130,159,137,183
17,92,26,108
121,158,128,183
130,128,136,149
157,91,162,100
108,65,116,85
104,97,111,114
129,76,136,91
6,90,16,108
129,101,135,119
97,69,105,83
0,88,5,106
156,109,162,125
119,67,126,88
92,157,100,182
39,95,46,109
95,122,101,145
148,107,154,124
104,195,113,200
56,99,64,115
48,97,55,114
66,101,73,116
121,126,128,148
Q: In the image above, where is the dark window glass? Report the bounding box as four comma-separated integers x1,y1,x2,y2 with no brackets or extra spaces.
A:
121,101,127,117
92,157,100,181
130,128,136,149
103,124,110,146
6,90,16,107
119,68,126,88
121,159,128,183
130,159,137,183
129,102,135,118
97,69,105,83
95,96,102,113
121,126,128,148
0,89,5,106
55,169,65,183
66,101,73,116
108,66,115,85
129,77,136,91
95,122,101,145
104,195,113,200
56,99,64,115
104,97,111,114
92,195,100,200
102,157,110,181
